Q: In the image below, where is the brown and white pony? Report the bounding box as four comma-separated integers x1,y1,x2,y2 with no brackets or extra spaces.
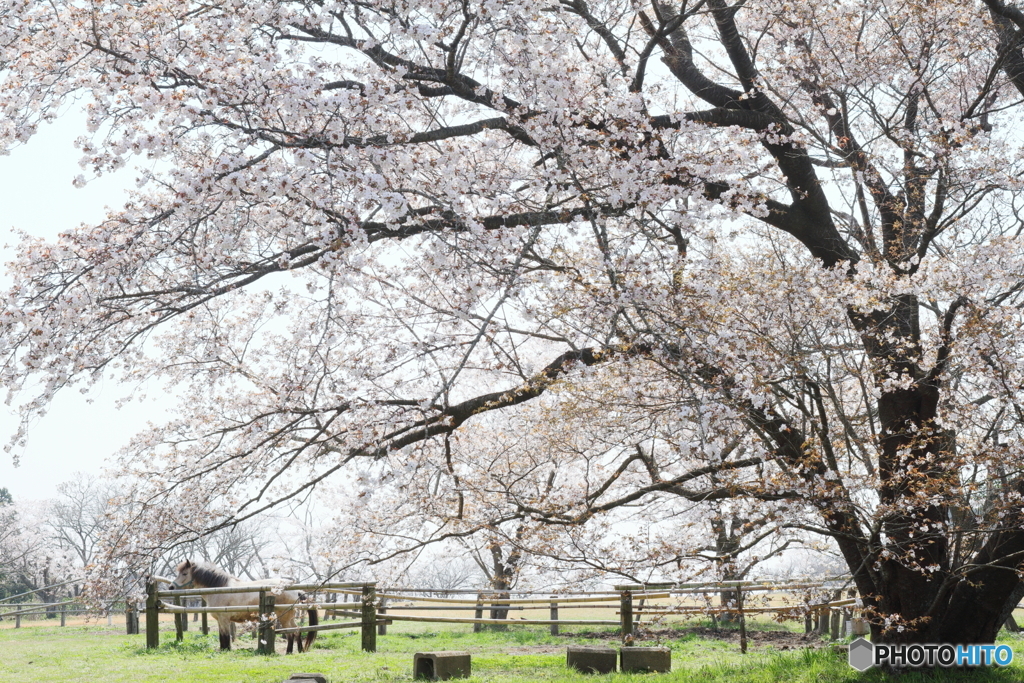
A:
171,560,317,653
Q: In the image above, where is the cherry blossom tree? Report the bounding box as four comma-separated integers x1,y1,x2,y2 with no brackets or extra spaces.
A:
3,0,1024,647
0,491,30,599
49,473,120,571
0,497,77,607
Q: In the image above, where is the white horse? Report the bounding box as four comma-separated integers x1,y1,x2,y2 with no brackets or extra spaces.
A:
171,559,318,653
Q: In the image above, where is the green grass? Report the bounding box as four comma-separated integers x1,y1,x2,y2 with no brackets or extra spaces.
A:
3,621,1024,683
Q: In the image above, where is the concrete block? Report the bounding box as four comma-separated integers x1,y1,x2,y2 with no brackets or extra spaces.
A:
414,651,471,680
566,645,617,674
288,675,328,683
620,646,671,673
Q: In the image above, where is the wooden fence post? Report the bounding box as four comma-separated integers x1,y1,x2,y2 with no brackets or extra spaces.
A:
550,596,559,636
378,598,388,636
620,590,633,645
257,591,276,655
473,593,483,633
174,596,184,642
826,590,840,639
15,612,20,628
60,602,66,627
737,587,747,655
201,598,208,635
844,588,855,637
126,601,139,635
361,583,377,652
145,578,160,649
830,608,841,640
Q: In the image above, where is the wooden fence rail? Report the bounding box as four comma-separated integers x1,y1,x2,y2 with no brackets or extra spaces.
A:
383,614,620,627
275,619,392,635
156,581,373,598
0,580,78,604
373,592,672,605
0,600,78,616
157,601,305,614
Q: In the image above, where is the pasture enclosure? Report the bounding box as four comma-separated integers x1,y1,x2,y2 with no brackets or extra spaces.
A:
145,575,860,655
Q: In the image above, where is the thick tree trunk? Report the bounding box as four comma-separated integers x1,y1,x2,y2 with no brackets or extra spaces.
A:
934,528,1024,644
488,589,511,631
486,541,520,631
711,515,745,625
865,566,1024,646
842,295,1024,646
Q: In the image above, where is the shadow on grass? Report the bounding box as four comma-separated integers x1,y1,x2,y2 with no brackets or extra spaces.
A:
124,632,280,657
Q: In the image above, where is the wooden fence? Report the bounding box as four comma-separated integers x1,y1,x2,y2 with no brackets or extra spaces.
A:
615,581,858,654
143,576,858,654
0,599,136,629
0,580,136,630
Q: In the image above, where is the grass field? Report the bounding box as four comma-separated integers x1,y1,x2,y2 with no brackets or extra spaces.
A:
3,616,1024,683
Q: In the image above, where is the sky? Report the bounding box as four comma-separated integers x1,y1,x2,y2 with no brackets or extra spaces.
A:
0,110,148,502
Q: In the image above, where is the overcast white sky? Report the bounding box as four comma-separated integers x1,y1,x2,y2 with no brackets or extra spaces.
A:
0,111,150,502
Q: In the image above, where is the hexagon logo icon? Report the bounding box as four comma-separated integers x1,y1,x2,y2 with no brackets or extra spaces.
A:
848,637,874,671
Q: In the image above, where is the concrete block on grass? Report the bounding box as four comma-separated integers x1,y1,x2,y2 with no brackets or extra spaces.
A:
620,646,671,673
413,651,472,680
287,675,328,683
566,645,617,674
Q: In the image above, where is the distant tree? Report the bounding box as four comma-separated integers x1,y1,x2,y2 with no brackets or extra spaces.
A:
463,528,525,628
49,473,120,570
706,506,795,623
412,552,482,597
0,493,27,600
168,520,272,580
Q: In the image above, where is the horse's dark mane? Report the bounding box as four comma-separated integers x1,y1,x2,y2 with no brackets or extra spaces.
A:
190,561,233,588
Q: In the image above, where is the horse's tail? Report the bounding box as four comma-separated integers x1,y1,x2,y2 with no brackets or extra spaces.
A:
297,591,318,652
304,606,318,651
